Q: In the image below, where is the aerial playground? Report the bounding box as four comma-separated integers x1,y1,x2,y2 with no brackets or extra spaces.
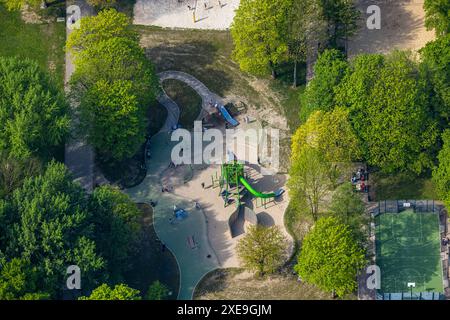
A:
210,152,285,238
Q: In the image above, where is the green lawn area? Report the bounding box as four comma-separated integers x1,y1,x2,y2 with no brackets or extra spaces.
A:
125,203,179,299
371,172,437,201
0,5,66,86
375,210,443,295
163,79,202,129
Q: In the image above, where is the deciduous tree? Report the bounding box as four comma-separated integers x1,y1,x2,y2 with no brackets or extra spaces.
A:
79,283,141,300
237,225,287,276
0,57,69,160
295,217,366,297
230,0,290,78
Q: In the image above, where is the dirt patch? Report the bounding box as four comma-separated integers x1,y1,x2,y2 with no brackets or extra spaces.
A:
193,268,345,300
348,0,435,57
20,4,43,24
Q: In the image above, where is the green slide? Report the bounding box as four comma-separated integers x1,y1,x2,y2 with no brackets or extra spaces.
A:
239,176,284,199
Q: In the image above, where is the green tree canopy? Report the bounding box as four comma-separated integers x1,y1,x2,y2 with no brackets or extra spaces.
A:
0,153,42,199
68,9,158,162
286,0,327,87
67,8,138,54
336,51,439,174
300,49,348,122
292,107,362,164
89,185,141,281
72,37,158,108
146,280,169,300
320,0,360,46
433,130,450,208
329,182,368,243
424,0,450,37
0,257,49,300
288,146,334,221
0,57,69,160
420,34,450,123
236,225,287,276
295,216,366,297
79,80,147,161
79,283,141,300
230,0,290,78
3,162,105,296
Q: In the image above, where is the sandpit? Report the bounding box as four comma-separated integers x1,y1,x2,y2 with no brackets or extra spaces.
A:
134,0,240,29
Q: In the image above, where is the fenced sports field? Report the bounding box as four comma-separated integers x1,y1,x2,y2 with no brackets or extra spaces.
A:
373,202,444,299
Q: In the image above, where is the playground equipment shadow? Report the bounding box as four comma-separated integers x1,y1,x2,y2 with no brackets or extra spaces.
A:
124,132,220,299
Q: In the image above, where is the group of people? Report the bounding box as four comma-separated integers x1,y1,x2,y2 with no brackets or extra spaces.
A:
351,167,369,193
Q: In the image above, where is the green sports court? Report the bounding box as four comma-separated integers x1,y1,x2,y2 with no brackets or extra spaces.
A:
375,209,444,298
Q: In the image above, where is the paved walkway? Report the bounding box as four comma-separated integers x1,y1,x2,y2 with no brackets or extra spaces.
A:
157,71,222,131
64,0,95,192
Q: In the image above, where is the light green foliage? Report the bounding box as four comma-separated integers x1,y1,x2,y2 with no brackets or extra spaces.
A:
300,49,348,122
433,130,450,207
420,34,450,122
68,9,158,162
80,283,141,300
295,216,366,297
236,225,287,276
0,257,49,300
424,0,450,37
89,185,141,281
80,80,146,161
4,162,105,295
292,107,362,163
146,280,169,300
67,8,138,54
336,51,439,174
0,0,40,11
230,0,290,77
288,146,334,221
0,57,69,160
329,182,367,243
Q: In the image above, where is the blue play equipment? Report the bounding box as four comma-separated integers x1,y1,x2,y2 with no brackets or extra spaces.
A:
217,105,239,127
174,207,188,220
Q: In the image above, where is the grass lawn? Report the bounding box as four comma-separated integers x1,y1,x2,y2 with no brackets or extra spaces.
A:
125,203,180,299
194,268,355,300
0,5,66,86
371,172,437,201
375,210,443,294
163,79,202,129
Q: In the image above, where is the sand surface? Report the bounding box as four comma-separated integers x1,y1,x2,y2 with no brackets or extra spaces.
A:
134,0,240,29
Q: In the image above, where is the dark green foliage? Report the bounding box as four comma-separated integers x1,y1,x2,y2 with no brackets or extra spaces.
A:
0,57,69,160
420,34,450,123
300,49,348,122
2,162,105,296
89,185,141,282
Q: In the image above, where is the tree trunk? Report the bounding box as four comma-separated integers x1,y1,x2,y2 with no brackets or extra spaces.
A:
269,61,277,79
292,60,298,88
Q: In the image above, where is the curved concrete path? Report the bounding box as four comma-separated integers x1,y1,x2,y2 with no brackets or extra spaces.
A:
157,71,222,132
125,71,224,299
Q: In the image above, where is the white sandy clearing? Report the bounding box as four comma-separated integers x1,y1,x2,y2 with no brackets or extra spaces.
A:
348,0,435,57
133,0,240,29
